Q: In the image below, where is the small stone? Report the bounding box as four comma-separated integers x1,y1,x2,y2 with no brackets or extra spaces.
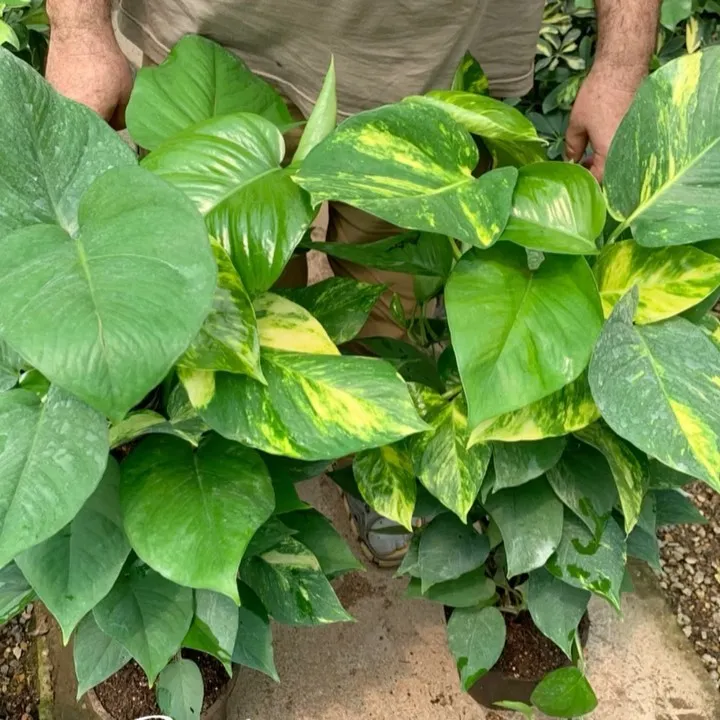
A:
682,588,692,597
695,571,705,584
683,626,693,638
686,557,698,566
11,647,21,660
711,670,719,682
0,664,8,675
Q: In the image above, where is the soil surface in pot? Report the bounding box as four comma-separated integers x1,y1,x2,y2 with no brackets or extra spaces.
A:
94,651,227,720
494,611,589,681
0,604,39,720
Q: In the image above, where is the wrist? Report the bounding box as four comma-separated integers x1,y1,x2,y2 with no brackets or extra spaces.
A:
589,56,648,90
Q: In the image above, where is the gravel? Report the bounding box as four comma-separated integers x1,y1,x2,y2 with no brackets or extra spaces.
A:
659,483,720,691
0,603,38,719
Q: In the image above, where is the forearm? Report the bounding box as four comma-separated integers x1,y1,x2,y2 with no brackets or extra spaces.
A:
47,0,114,40
594,0,661,82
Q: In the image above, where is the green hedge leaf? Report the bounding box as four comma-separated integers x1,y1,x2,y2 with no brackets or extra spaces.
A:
232,582,279,681
0,387,108,568
528,568,590,658
183,590,239,674
126,35,292,151
156,658,204,720
447,606,506,691
0,167,216,421
501,163,605,254
485,477,564,578
447,244,603,427
589,290,720,492
194,351,428,460
121,434,274,603
295,101,517,248
405,568,496,608
16,459,130,643
493,437,566,491
604,48,720,247
530,667,598,718
241,537,353,625
93,567,193,685
595,241,720,323
143,113,313,297
418,514,489,592
0,563,35,625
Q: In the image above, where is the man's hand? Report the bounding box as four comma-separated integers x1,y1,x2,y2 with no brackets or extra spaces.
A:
565,63,644,182
46,26,133,129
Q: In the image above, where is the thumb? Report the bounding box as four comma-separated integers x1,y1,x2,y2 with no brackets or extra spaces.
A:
565,115,589,163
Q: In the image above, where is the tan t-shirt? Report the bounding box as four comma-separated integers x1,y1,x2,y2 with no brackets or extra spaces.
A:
118,0,544,117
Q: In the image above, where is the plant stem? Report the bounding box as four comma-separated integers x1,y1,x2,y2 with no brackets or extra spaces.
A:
448,236,462,260
441,387,461,401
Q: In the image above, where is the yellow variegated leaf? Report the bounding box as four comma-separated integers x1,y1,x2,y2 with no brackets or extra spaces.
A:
698,313,720,349
595,240,720,324
254,293,339,356
469,374,599,446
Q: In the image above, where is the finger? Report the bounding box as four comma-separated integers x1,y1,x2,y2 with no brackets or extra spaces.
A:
588,152,606,183
564,119,589,163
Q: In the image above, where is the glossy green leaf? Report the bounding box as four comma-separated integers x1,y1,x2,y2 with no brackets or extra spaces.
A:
469,373,599,445
451,52,489,95
500,162,605,254
649,459,696,489
485,477,564,578
575,421,649,534
627,522,661,570
0,563,34,624
0,341,23,392
157,658,204,720
294,58,336,164
0,387,108,568
411,392,491,521
232,582,278,681
183,590,239,674
494,701,534,720
530,667,598,718
254,292,339,355
405,568,496,608
0,167,216,421
661,0,692,29
295,101,517,249
93,566,193,685
353,444,416,531
245,517,297,558
698,312,720,349
178,243,263,380
447,606,506,691
271,477,311,515
589,290,720,492
492,437,566,491
282,509,363,579
396,534,421,578
547,513,626,611
241,537,352,626
0,48,135,236
358,338,444,392
16,460,130,643
109,410,206,450
595,240,720,323
418,513,489,592
143,113,313,297
126,34,292,151
605,48,720,247
195,351,428,461
0,20,21,49
653,488,707,525
528,568,590,658
73,613,131,699
121,434,274,603
260,454,331,484
278,278,385,345
447,244,602,427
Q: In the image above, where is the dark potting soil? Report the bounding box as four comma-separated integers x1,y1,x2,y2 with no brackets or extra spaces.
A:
94,651,227,720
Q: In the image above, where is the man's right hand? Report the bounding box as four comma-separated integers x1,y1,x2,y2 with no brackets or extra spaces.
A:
45,26,133,129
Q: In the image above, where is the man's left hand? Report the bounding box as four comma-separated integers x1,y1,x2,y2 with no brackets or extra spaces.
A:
565,62,645,182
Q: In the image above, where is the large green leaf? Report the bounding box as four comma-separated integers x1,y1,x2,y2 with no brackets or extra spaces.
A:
485,477,564,578
0,48,135,236
93,566,193,685
698,312,720,349
0,563,34,624
293,58,336,164
156,658,204,720
232,582,278,681
241,537,352,626
194,351,428,460
278,278,385,345
16,460,130,643
661,0,693,31
143,113,313,296
73,614,131,699
295,101,518,248
0,340,23,392
547,513,626,611
126,34,292,151
178,243,263,380
411,393,491,521
493,437,566,491
353,444,416,531
183,590,239,674
0,167,216,420
500,163,605,254
405,568,496,608
604,48,720,247
0,387,108,568
109,410,206,449
589,290,720,491
595,240,720,324
121,434,274,603
468,374,599,445
530,667,598,718
654,488,707,525
528,568,590,658
447,244,603,427
418,513,489,592
447,606,506,691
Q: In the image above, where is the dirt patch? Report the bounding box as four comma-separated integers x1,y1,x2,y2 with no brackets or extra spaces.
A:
333,573,374,608
0,604,39,720
94,651,227,720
